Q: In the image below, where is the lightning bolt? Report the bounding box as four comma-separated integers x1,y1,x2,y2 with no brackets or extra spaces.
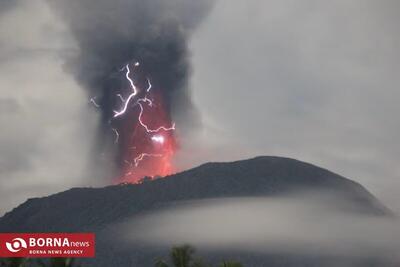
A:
90,97,100,108
116,94,125,102
113,62,139,118
101,60,177,176
124,159,133,167
151,135,165,144
114,62,174,133
137,98,176,133
146,78,152,92
134,153,163,167
111,128,119,144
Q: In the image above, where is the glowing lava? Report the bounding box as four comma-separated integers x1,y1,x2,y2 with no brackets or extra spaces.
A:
121,91,177,182
92,61,177,183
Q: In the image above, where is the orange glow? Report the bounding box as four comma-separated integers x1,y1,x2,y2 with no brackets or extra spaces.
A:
118,91,178,183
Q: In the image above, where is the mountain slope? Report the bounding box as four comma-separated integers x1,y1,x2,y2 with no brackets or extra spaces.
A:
0,156,390,232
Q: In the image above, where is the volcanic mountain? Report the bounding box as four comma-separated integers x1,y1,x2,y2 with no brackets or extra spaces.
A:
0,156,394,266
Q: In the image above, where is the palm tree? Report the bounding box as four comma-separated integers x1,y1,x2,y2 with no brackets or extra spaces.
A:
155,245,209,267
219,261,243,267
170,245,195,267
48,258,77,267
155,245,242,267
155,259,170,267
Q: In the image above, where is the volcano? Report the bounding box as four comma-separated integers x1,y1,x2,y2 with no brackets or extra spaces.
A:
0,156,394,266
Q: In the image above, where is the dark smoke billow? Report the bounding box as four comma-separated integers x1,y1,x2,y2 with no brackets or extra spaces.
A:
48,0,213,180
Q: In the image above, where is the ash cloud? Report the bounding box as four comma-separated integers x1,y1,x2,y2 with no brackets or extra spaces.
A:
47,0,213,169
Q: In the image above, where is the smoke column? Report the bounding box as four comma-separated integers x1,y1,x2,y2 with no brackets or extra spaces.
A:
48,0,212,182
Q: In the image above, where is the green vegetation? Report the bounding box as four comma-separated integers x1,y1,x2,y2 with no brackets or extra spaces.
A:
0,258,26,267
218,262,243,267
155,245,243,267
0,245,243,266
0,258,77,267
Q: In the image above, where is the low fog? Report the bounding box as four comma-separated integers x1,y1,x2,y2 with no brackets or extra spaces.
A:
118,195,400,261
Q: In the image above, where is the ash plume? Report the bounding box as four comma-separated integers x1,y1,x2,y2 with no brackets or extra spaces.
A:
48,0,213,178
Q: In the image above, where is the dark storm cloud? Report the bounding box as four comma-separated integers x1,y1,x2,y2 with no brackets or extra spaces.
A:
47,0,213,133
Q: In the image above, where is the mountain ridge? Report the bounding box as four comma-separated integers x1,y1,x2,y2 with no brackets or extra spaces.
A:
0,156,395,266
0,156,391,233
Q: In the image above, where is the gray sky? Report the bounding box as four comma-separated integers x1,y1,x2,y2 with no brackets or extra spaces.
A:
0,0,102,214
179,0,400,213
0,0,399,214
